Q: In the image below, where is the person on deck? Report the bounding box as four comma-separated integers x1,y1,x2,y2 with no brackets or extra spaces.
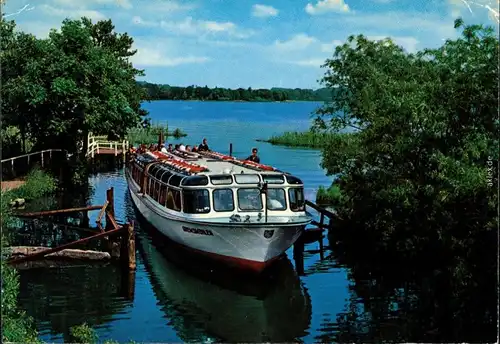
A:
179,143,186,151
160,144,168,153
246,148,260,163
192,145,198,152
185,145,192,152
198,138,210,152
167,144,173,152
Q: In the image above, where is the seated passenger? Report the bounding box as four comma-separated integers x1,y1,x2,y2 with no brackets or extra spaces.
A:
198,138,210,152
268,198,283,209
160,144,168,153
246,148,260,163
186,145,192,152
179,143,186,151
174,144,180,151
192,145,198,152
167,144,173,152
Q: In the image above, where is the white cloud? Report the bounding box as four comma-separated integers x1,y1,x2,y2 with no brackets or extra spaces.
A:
368,35,420,53
290,59,326,67
274,33,319,51
305,0,350,15
251,4,279,18
131,47,209,66
40,4,106,21
52,0,132,9
159,17,254,38
320,39,343,52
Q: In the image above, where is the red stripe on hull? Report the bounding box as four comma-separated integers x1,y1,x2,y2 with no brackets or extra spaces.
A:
173,240,283,273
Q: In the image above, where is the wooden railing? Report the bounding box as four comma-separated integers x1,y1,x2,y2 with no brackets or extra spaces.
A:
87,133,129,158
1,149,67,180
305,200,336,230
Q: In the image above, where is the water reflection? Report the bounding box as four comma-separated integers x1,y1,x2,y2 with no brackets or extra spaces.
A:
17,263,132,343
131,195,313,343
313,229,498,343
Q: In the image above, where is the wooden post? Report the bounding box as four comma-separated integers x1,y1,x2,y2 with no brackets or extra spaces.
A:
229,143,233,157
121,222,136,271
319,235,324,260
41,151,44,167
105,187,115,231
114,142,118,156
120,269,136,301
293,237,305,276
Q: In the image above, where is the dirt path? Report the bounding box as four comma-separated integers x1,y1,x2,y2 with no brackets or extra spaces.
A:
1,180,26,192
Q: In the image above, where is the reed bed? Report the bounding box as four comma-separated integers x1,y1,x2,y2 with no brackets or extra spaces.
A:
258,130,332,148
316,184,342,206
127,123,187,145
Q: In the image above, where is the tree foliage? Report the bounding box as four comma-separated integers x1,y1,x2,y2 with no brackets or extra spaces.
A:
0,17,148,154
140,81,336,102
314,19,498,340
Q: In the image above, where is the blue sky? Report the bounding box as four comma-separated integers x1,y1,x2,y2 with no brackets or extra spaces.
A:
3,0,498,89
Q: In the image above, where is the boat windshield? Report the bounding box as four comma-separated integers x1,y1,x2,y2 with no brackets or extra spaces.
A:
237,188,263,211
213,189,234,212
266,188,286,210
288,187,305,211
183,189,210,214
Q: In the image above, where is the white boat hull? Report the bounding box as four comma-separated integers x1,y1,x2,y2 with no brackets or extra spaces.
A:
127,180,307,272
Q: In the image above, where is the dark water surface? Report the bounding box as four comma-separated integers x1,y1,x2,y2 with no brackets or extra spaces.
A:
14,101,495,343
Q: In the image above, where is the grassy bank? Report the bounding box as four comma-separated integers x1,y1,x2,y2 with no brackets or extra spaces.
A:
257,130,334,149
1,168,57,343
127,123,187,146
316,184,342,206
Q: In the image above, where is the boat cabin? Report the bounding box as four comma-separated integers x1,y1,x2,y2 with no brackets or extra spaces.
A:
127,153,306,218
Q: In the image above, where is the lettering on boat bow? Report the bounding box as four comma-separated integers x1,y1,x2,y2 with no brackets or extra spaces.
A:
182,226,214,236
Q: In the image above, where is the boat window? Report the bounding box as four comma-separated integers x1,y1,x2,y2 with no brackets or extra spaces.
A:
149,164,160,177
234,174,260,184
155,166,166,179
166,188,181,211
213,189,234,212
159,184,167,205
183,189,210,214
288,188,305,211
160,170,172,184
169,174,183,187
237,188,263,211
153,180,161,201
147,179,155,196
181,175,209,186
285,175,303,185
262,174,285,184
210,175,233,185
266,188,286,210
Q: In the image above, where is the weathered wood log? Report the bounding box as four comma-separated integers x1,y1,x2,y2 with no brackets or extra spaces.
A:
8,246,111,260
11,260,111,270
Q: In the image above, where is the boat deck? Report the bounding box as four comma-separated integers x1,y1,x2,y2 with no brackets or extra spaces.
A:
152,151,283,175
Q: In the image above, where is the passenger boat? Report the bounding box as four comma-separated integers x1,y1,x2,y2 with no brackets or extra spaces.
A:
125,148,312,272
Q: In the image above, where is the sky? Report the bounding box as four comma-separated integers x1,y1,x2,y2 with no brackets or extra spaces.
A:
2,0,498,89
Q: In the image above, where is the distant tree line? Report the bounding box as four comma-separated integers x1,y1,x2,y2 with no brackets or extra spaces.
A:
138,82,335,102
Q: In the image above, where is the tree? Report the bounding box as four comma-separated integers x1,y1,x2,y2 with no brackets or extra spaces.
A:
313,19,498,340
1,17,148,155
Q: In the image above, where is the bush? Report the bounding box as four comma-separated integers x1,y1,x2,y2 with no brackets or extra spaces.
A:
316,184,342,206
127,123,187,146
7,168,57,201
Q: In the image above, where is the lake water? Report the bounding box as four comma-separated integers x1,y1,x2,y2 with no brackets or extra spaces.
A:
16,100,350,343
15,100,495,343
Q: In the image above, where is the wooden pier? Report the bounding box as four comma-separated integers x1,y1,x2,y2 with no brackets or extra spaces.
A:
1,149,66,181
293,200,336,276
7,187,136,272
87,133,129,159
